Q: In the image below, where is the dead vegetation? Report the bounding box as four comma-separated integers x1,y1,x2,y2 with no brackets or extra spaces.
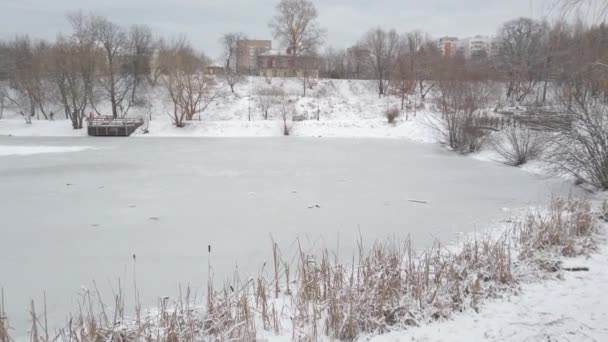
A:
3,196,600,342
385,107,400,124
492,127,545,166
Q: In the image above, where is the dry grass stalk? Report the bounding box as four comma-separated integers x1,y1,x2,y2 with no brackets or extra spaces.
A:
0,289,10,342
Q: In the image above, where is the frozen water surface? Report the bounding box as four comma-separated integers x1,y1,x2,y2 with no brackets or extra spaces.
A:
0,137,573,335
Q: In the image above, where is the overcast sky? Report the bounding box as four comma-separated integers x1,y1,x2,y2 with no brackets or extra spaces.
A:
0,0,556,59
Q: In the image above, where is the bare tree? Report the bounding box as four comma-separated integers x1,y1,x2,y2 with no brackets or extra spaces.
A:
149,37,168,87
269,0,326,57
160,39,219,127
298,54,319,97
50,35,97,129
255,86,283,120
221,32,246,71
556,0,608,19
312,82,328,120
497,18,546,103
405,33,439,101
392,44,416,113
128,25,154,104
93,16,136,118
362,28,400,97
321,46,347,79
3,37,52,122
431,56,492,153
46,12,101,129
277,91,294,135
432,80,492,152
221,32,247,94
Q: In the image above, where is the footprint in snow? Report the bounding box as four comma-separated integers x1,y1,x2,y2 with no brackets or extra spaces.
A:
307,204,321,209
149,217,160,221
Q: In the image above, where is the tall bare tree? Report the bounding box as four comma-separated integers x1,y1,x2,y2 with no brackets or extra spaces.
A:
48,12,100,129
269,0,326,57
128,24,154,104
93,16,135,118
3,37,52,122
159,39,219,127
497,18,546,103
362,28,400,97
321,46,347,79
221,32,247,93
392,50,415,112
50,35,98,129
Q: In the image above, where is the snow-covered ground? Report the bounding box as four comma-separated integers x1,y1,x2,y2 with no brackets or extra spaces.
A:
0,78,437,142
368,244,608,342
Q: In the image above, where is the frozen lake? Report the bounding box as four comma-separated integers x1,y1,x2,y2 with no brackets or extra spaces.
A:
0,137,573,335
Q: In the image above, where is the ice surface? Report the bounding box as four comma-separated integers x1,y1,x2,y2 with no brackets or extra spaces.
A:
0,136,575,335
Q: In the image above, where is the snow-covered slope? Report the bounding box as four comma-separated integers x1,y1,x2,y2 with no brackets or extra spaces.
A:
0,77,437,142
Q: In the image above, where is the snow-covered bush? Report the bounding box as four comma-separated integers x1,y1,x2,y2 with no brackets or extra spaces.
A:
255,86,284,120
492,127,545,166
549,95,608,189
518,197,595,267
385,107,400,124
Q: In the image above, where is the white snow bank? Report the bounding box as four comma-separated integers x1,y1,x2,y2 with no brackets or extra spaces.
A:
0,120,86,137
367,246,608,342
133,117,436,142
0,145,93,156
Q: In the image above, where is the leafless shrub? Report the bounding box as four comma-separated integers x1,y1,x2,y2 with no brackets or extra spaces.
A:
549,91,608,189
277,93,294,135
255,86,284,120
385,107,400,124
492,127,545,166
431,81,492,153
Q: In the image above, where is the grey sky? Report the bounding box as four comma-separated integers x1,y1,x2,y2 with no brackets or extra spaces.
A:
0,0,554,59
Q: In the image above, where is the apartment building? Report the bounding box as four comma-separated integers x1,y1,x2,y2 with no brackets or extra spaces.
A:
236,39,272,74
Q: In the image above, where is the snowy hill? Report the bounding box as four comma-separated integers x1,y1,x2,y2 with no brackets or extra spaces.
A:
0,77,436,142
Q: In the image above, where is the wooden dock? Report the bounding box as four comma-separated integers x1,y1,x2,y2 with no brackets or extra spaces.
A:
88,117,145,137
